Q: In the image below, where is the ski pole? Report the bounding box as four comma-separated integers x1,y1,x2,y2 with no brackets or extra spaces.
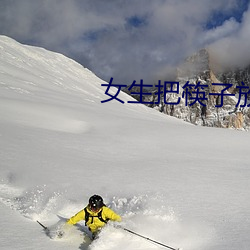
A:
122,227,180,250
37,220,48,231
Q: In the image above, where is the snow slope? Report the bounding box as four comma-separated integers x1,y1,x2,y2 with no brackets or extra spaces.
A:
0,35,250,250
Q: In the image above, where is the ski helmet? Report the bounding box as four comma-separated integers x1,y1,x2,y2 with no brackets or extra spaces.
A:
89,195,104,210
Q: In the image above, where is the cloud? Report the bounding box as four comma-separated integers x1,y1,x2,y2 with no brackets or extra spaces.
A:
0,0,249,84
200,18,240,45
209,3,250,68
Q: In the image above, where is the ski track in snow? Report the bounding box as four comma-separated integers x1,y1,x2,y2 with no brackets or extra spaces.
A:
0,99,91,134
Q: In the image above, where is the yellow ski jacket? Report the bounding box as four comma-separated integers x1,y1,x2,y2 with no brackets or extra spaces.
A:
67,206,121,233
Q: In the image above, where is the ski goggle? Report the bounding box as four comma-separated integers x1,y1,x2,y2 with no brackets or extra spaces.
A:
90,204,101,211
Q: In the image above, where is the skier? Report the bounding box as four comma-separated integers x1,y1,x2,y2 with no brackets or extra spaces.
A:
66,194,121,239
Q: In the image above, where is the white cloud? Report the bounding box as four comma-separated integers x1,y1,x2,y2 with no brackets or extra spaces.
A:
209,4,250,68
201,18,240,45
0,0,248,83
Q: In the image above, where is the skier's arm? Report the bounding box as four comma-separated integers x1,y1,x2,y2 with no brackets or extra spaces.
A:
104,207,122,222
67,209,85,225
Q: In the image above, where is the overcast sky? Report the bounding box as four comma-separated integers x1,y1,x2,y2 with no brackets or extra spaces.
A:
0,0,249,84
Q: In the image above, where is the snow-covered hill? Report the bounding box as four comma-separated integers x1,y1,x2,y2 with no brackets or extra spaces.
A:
0,36,250,250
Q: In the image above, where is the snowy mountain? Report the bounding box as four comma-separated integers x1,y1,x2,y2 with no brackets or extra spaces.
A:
0,36,250,250
176,49,250,129
124,49,250,130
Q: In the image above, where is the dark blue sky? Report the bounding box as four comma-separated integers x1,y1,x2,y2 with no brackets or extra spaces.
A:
206,0,249,29
0,0,249,83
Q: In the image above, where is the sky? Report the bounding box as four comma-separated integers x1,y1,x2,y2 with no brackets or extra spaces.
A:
0,0,249,85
